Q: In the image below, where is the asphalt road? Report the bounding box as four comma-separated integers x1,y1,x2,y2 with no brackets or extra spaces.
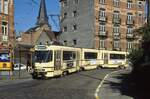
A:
0,69,115,99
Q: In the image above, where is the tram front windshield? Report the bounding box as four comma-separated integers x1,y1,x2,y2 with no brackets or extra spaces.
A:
35,50,53,63
0,53,10,62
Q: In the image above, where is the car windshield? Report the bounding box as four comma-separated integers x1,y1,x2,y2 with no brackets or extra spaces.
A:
35,50,53,63
0,53,10,62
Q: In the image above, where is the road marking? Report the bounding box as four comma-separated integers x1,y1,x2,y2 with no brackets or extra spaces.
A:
94,70,122,99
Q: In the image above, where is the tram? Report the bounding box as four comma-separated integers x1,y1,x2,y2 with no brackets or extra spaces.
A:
100,50,129,68
32,44,129,79
32,45,80,78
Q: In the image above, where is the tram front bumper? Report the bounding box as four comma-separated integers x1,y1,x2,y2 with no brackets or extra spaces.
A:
33,71,47,77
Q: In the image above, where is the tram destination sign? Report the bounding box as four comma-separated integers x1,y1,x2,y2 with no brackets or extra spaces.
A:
36,45,47,50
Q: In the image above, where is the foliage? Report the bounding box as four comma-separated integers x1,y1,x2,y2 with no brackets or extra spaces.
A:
128,25,150,93
129,25,150,67
128,48,144,67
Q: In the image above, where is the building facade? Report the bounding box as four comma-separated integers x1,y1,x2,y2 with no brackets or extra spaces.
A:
60,0,146,51
0,0,15,47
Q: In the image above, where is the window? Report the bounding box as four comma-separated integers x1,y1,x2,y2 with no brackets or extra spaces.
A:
99,24,106,32
113,0,120,7
73,39,77,45
73,10,78,17
137,1,143,8
63,12,67,19
4,0,8,14
138,13,142,17
100,40,105,48
127,41,133,49
110,54,125,59
113,26,120,33
35,51,53,62
62,0,67,7
127,1,133,9
64,40,67,45
99,0,105,4
73,24,77,30
73,0,79,4
113,11,120,19
99,8,106,17
63,26,67,32
113,40,120,49
2,21,8,35
127,13,133,21
63,51,76,60
84,52,97,59
127,27,133,34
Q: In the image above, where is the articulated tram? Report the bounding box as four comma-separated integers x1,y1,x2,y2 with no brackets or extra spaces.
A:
32,45,129,79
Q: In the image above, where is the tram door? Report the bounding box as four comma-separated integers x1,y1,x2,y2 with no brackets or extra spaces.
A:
54,50,61,70
104,53,108,64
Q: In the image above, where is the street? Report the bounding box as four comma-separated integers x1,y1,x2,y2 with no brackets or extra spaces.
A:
0,69,115,99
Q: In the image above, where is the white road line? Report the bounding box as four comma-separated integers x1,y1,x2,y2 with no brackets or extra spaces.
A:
94,70,122,99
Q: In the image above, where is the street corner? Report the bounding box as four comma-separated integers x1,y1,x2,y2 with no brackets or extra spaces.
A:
96,69,133,99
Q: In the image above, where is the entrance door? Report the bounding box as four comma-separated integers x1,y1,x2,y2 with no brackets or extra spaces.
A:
104,53,108,64
54,50,61,70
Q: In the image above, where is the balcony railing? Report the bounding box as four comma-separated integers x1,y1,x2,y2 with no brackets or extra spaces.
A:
99,31,107,37
112,18,121,24
99,17,107,22
126,33,134,39
126,20,134,25
113,33,120,39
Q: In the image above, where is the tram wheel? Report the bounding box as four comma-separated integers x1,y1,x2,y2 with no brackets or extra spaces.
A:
62,71,68,76
118,65,125,69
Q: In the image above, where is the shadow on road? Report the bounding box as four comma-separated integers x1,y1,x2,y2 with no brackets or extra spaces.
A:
104,72,150,99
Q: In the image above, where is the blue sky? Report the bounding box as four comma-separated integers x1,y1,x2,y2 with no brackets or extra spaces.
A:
14,0,60,34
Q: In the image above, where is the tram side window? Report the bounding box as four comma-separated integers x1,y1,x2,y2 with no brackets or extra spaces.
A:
110,54,125,60
63,51,76,60
84,52,97,59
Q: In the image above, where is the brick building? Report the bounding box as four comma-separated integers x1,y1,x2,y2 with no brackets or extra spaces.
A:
60,0,146,51
0,0,15,47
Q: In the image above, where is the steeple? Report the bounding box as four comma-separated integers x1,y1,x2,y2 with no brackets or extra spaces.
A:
36,0,49,26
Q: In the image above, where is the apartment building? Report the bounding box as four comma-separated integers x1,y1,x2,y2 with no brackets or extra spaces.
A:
60,0,146,51
0,0,15,47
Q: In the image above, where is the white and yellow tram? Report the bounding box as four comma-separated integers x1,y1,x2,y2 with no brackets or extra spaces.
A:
32,45,129,79
100,50,129,68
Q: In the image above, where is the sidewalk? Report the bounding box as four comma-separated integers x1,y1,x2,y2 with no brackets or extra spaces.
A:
98,69,134,99
0,70,32,86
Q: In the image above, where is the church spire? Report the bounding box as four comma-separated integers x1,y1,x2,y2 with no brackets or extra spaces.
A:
36,0,49,26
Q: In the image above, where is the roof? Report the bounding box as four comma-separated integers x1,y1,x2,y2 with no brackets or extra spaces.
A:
36,0,49,26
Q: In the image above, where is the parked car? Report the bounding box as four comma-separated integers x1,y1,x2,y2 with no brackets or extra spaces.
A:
14,63,27,70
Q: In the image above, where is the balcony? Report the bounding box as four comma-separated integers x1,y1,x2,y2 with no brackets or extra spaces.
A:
126,20,134,25
113,48,121,51
2,35,8,42
126,33,134,39
99,31,107,37
112,18,121,24
99,17,107,22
